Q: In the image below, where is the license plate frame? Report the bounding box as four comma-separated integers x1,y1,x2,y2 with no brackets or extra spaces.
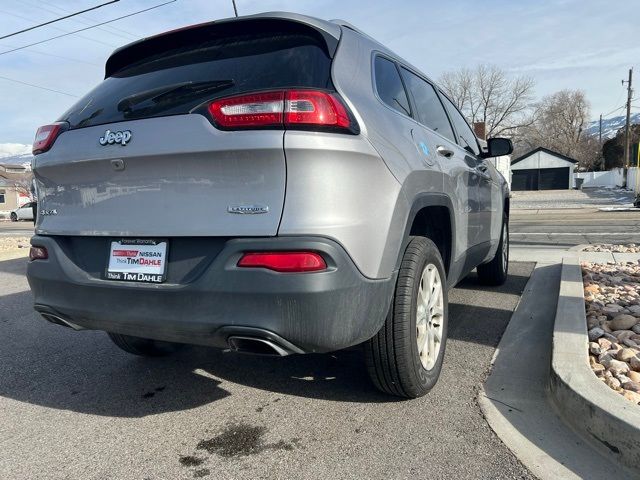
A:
104,238,169,284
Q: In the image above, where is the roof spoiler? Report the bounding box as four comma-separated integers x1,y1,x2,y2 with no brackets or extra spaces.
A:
104,12,342,78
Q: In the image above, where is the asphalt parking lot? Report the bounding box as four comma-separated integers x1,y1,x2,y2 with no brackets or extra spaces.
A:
0,254,534,480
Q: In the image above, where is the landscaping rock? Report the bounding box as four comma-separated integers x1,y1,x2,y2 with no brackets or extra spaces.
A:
616,374,631,385
599,352,615,366
605,376,621,390
608,359,630,376
612,330,635,341
623,381,640,393
631,355,640,372
610,314,639,330
618,348,638,363
597,337,612,350
583,259,640,405
588,327,605,341
628,371,640,382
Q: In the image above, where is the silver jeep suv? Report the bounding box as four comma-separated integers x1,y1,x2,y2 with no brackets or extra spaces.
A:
27,12,512,398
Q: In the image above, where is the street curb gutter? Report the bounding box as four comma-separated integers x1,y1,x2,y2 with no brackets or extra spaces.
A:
549,257,640,471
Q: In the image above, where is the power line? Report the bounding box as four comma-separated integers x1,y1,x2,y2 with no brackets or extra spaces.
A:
0,0,177,57
0,0,119,40
602,104,626,118
0,42,100,65
0,8,118,47
28,0,138,41
0,74,78,97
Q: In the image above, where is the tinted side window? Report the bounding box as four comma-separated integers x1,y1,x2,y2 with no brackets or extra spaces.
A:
374,57,411,116
440,94,480,155
400,68,455,143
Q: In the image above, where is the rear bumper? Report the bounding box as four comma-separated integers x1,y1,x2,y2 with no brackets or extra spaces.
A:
26,235,395,353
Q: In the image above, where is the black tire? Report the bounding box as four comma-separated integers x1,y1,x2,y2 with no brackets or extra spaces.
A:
477,216,509,286
10,212,17,222
365,236,448,398
107,332,183,357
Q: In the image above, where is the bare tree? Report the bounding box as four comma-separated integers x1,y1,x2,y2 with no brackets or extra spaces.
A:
439,64,535,137
519,90,599,169
0,170,33,199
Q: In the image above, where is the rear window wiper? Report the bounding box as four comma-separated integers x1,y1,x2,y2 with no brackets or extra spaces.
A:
117,80,234,112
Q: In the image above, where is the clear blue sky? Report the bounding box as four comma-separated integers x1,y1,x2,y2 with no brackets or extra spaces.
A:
0,0,638,147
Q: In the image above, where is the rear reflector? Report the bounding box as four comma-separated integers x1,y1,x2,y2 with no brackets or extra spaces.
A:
29,246,48,261
237,252,327,272
32,122,67,154
207,90,355,132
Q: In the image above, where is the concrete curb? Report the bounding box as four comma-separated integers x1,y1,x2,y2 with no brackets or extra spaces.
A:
549,257,640,471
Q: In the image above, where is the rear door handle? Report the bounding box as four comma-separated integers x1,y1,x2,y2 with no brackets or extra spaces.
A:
436,145,454,158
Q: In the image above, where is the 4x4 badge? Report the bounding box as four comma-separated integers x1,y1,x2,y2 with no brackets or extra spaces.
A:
99,129,132,146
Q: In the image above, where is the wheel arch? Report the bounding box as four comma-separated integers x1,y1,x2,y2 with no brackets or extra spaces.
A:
396,193,455,278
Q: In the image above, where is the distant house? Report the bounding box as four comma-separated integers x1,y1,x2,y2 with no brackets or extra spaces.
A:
0,163,31,211
510,147,578,191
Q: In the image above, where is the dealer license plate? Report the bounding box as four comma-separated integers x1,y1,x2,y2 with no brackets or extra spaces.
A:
105,239,168,283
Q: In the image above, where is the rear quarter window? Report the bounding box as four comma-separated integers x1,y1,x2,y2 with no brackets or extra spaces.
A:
374,56,411,117
59,21,334,130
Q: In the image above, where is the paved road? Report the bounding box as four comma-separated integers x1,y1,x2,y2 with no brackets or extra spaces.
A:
0,220,34,237
511,209,640,249
0,255,534,480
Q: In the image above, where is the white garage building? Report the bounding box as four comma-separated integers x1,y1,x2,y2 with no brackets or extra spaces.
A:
510,147,577,191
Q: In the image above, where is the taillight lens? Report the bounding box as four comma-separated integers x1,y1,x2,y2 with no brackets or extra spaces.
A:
237,252,327,273
209,91,284,128
207,90,357,133
29,246,48,261
32,122,67,154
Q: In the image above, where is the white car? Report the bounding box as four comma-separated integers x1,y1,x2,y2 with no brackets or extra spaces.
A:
10,202,35,221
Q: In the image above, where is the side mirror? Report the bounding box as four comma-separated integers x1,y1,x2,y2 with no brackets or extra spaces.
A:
483,137,513,158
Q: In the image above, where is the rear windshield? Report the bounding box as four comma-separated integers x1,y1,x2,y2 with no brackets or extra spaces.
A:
59,21,334,130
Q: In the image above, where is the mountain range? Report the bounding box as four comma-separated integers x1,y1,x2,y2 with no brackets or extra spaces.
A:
585,112,640,140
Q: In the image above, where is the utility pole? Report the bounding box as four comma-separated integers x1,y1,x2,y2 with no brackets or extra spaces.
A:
232,0,238,16
623,68,633,169
599,113,603,170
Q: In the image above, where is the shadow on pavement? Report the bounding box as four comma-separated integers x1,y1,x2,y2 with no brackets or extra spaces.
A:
0,257,532,416
0,256,27,275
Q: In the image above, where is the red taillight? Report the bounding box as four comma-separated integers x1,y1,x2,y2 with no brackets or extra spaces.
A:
285,90,351,129
208,91,284,128
29,246,48,261
32,122,67,154
207,90,356,132
237,252,327,273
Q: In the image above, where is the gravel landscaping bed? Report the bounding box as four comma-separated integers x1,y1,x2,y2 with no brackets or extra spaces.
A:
0,236,31,253
583,244,640,253
583,261,640,405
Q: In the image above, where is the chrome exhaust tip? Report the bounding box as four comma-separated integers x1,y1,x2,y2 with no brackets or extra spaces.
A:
227,336,291,356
